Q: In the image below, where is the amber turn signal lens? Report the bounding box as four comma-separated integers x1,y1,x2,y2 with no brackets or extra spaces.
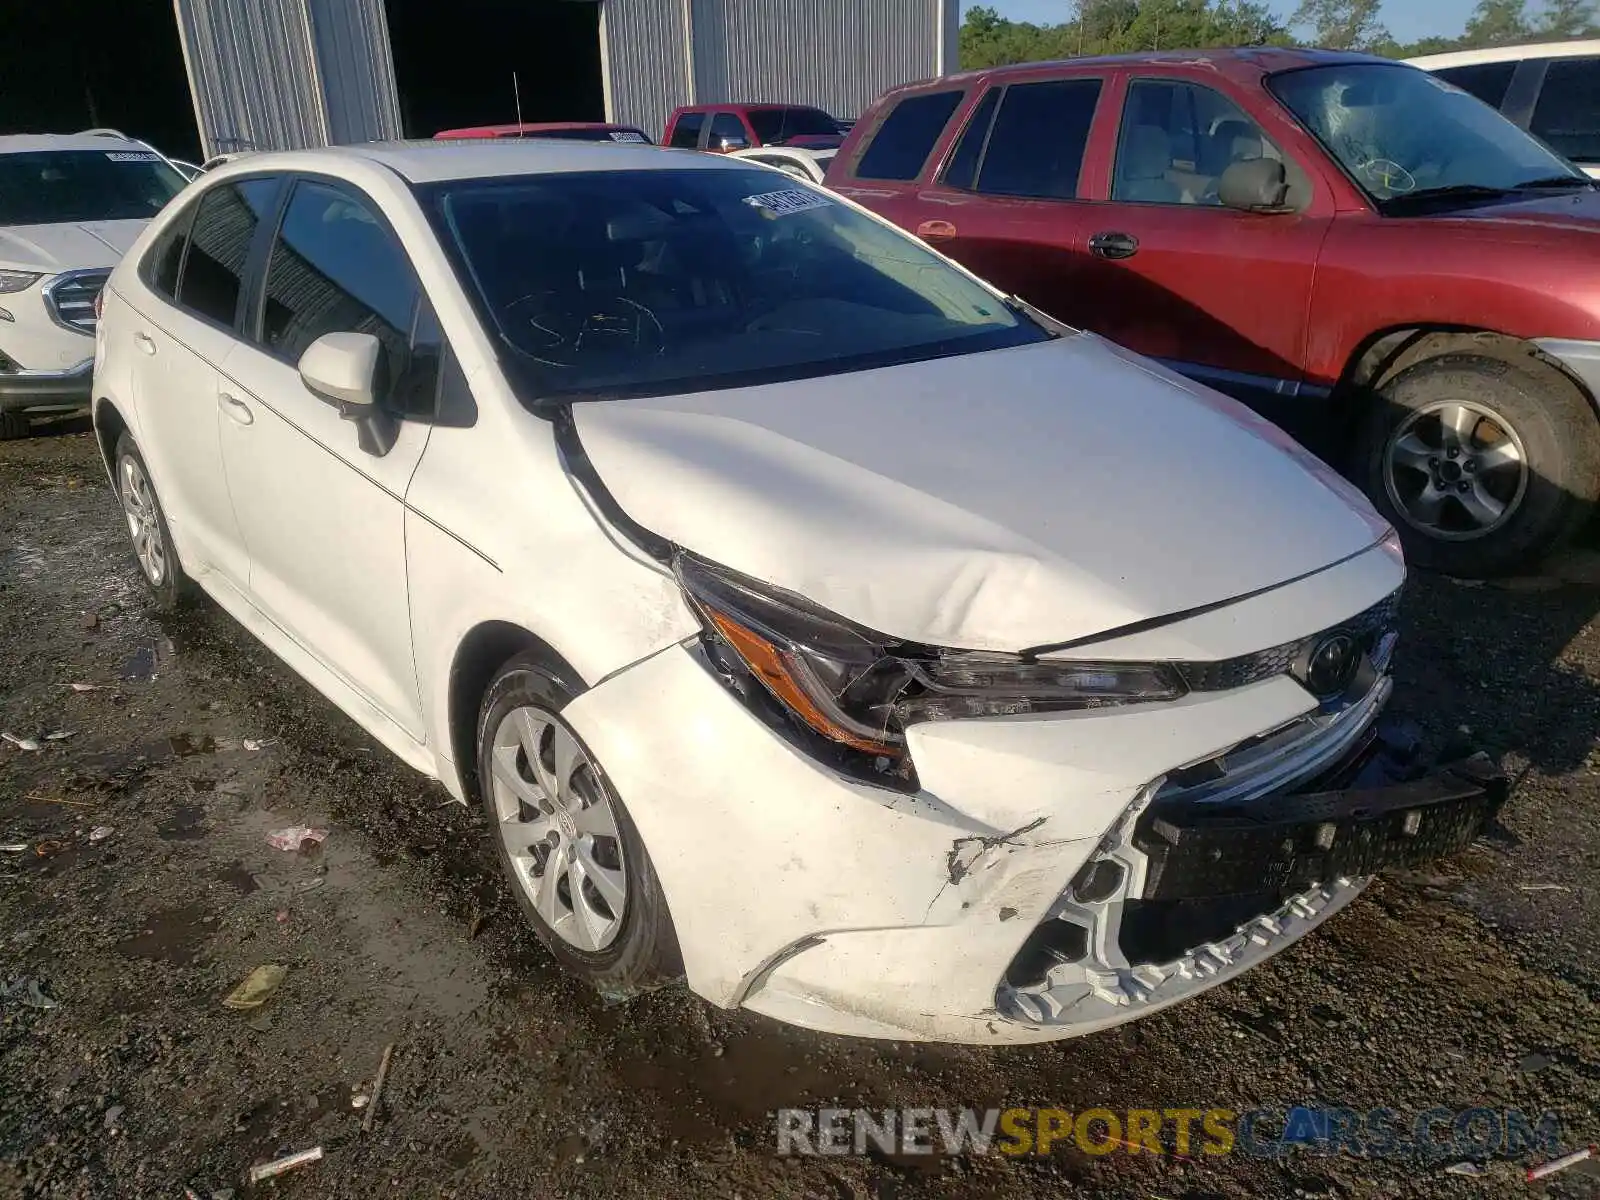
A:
705,608,899,756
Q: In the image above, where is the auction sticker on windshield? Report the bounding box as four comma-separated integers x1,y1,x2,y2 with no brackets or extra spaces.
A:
610,131,648,143
105,152,161,162
744,189,832,216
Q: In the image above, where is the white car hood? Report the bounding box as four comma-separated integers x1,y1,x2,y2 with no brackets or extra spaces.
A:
0,219,148,273
573,334,1390,652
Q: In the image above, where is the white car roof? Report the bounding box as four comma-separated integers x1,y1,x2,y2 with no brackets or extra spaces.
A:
0,132,157,155
1409,39,1600,69
218,140,741,185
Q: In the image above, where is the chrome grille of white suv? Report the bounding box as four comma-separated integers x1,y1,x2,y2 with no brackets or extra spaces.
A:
43,269,111,334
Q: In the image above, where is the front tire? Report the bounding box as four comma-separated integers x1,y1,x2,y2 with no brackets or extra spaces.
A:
0,411,29,441
476,653,681,995
1356,353,1600,577
113,434,189,611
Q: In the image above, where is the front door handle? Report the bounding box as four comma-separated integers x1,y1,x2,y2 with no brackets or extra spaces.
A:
219,393,254,426
917,219,958,243
132,332,156,356
1089,231,1140,260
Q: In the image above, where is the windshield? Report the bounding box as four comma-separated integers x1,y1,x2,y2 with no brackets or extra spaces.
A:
426,167,1044,401
0,150,185,225
1269,63,1586,207
748,108,840,143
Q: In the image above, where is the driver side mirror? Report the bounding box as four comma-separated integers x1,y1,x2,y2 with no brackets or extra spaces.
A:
297,331,397,456
714,134,750,152
1218,158,1291,212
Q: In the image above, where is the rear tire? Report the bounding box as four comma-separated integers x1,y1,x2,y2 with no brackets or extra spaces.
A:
0,412,29,441
1355,353,1599,577
113,434,189,611
476,652,681,996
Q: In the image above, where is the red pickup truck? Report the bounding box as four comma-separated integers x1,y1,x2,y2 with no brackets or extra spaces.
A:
829,48,1600,577
665,104,843,153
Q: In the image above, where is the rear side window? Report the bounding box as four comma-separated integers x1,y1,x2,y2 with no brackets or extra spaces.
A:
259,180,432,416
976,79,1103,199
1531,57,1600,165
942,88,1001,189
1433,60,1519,110
855,90,964,181
174,179,278,327
669,112,704,148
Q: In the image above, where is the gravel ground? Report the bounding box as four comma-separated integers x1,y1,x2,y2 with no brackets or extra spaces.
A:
1,429,1597,1199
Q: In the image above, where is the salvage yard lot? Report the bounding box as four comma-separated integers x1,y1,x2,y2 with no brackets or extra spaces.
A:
1,431,1598,1199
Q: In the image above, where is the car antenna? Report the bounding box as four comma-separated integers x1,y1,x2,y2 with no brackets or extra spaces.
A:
512,71,524,133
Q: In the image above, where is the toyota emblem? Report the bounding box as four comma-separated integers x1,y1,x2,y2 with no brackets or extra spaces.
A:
1304,633,1360,698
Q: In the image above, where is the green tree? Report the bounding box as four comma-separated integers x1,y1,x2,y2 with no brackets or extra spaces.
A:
1464,0,1532,45
1292,0,1390,49
1536,0,1598,38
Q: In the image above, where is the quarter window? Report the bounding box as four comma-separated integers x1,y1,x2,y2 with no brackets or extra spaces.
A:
259,180,433,416
942,88,1000,190
855,90,963,181
145,202,197,300
669,112,705,148
974,79,1102,199
1113,79,1281,206
1531,57,1600,165
174,179,278,327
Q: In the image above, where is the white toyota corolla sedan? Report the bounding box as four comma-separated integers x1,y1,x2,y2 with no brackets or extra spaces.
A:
92,142,1502,1044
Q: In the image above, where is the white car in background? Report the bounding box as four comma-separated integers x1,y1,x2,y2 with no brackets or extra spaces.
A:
1411,40,1600,178
94,142,1502,1044
728,145,835,183
0,132,186,438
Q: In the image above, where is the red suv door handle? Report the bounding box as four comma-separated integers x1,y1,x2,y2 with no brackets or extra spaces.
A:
917,219,958,242
1089,231,1140,260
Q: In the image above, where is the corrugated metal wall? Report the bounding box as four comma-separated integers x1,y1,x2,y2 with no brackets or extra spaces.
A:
174,0,401,159
601,0,956,140
599,0,692,141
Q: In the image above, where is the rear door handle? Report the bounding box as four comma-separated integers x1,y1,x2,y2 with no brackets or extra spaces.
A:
219,393,254,426
1089,231,1140,260
132,332,156,356
916,219,958,243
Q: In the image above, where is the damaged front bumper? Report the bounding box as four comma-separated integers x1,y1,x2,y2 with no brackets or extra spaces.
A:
563,622,1504,1045
999,724,1504,1033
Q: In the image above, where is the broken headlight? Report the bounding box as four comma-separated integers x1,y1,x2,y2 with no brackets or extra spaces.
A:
676,556,1186,782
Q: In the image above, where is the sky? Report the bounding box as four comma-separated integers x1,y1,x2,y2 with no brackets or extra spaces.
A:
973,1,1480,45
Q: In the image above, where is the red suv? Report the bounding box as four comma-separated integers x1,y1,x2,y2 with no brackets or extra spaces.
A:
665,104,843,153
830,49,1600,576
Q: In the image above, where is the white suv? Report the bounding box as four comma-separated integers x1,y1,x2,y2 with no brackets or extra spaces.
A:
0,133,186,438
93,143,1503,1044
1411,40,1600,178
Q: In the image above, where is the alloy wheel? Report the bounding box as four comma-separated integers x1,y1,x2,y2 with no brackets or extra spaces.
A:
488,706,628,951
1382,400,1529,541
118,455,167,586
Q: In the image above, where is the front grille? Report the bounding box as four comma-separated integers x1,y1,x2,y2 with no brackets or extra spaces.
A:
1179,589,1400,694
43,269,110,334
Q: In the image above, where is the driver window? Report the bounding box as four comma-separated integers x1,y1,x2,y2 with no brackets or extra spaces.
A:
258,180,437,418
1112,79,1281,206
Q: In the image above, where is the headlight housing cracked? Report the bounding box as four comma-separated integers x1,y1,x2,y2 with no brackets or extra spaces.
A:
676,555,1186,788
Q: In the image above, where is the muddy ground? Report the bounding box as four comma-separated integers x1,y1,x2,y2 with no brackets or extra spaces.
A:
0,429,1597,1200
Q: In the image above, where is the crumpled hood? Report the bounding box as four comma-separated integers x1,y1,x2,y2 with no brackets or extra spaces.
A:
573,335,1389,652
0,219,148,272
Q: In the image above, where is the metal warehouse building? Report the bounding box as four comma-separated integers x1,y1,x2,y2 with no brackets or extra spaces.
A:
3,1,956,161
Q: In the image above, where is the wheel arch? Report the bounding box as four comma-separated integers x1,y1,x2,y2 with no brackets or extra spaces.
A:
1340,325,1600,411
446,621,587,805
92,397,130,481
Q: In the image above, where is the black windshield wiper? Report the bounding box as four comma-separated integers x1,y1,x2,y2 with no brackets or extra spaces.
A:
1515,174,1594,189
1378,184,1518,213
